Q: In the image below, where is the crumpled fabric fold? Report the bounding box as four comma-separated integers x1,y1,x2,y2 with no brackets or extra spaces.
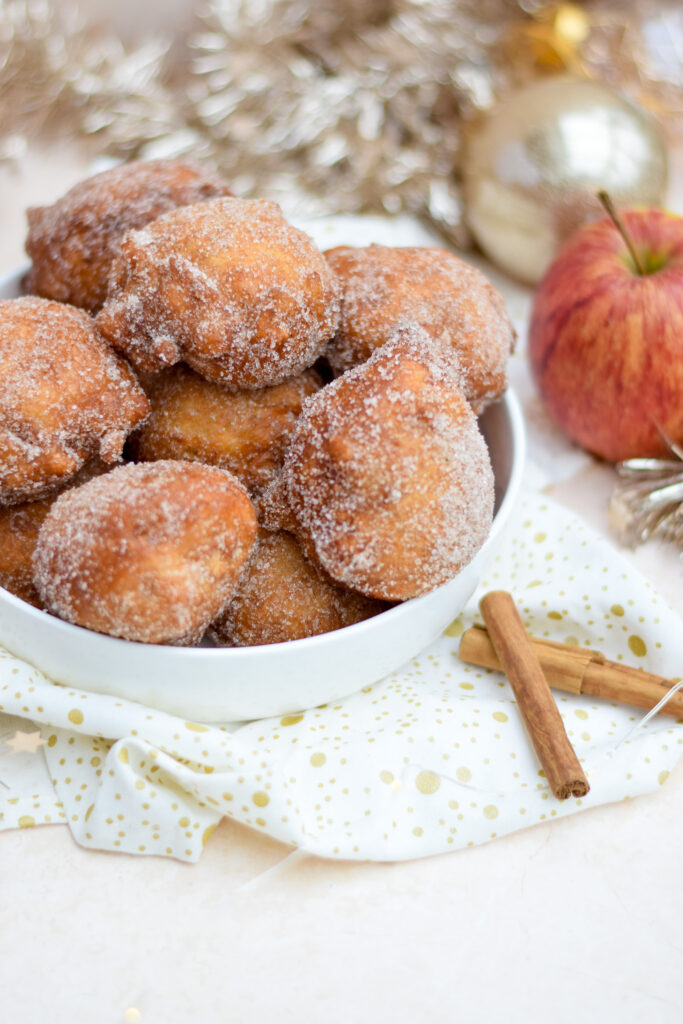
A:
1,492,681,862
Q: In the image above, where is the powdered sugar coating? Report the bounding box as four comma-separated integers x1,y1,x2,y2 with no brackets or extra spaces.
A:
95,197,341,389
270,324,495,601
129,364,321,496
0,297,149,506
0,497,54,608
34,461,258,645
212,529,385,646
25,159,233,313
324,245,515,413
0,457,112,608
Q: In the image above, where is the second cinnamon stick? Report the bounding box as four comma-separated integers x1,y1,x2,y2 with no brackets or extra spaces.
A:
459,626,683,718
479,591,590,800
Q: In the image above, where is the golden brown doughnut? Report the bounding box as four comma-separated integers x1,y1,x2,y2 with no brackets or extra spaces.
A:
33,461,257,645
0,297,149,506
129,364,321,495
263,324,495,601
0,498,52,608
324,244,515,412
212,530,385,646
25,159,233,313
95,197,340,389
0,458,112,607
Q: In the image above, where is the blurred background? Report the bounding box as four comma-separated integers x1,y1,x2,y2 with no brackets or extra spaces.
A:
0,0,681,281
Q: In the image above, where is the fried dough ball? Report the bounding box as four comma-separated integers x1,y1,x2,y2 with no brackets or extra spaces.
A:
0,297,149,506
33,461,257,645
25,159,233,313
262,325,495,601
0,498,52,608
324,245,515,413
129,364,321,495
0,458,111,607
95,197,341,389
211,530,385,646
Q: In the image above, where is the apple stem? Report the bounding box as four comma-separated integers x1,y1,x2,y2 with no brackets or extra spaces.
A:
597,190,646,276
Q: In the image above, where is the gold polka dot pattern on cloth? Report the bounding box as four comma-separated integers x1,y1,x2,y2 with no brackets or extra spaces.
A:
0,493,682,862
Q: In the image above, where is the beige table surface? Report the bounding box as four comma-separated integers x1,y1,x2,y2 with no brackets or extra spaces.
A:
0,143,682,1024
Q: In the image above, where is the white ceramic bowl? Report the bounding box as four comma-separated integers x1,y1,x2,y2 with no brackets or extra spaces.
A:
0,267,525,721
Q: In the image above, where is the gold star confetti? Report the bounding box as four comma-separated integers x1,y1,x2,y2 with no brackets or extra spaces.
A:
4,730,47,755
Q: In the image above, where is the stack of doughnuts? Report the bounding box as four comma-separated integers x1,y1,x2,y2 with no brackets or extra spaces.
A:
0,159,515,647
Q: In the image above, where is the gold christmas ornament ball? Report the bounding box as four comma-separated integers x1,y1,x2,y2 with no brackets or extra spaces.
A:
463,76,668,284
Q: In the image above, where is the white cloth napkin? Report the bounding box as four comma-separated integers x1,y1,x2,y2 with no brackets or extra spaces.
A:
1,490,681,862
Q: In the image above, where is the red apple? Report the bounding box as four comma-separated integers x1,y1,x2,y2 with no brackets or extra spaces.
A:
528,207,683,462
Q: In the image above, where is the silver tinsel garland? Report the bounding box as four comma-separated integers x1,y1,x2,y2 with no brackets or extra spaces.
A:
0,0,188,160
186,0,521,238
0,0,545,242
1,0,680,234
609,437,683,549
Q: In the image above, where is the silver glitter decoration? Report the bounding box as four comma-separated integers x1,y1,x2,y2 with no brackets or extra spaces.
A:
609,435,683,549
0,0,680,244
186,0,513,242
0,0,528,243
0,0,186,160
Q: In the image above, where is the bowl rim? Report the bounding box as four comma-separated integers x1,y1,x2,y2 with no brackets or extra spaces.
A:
0,263,526,662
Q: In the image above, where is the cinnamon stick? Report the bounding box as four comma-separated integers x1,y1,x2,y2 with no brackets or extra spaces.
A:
479,591,590,800
459,626,683,719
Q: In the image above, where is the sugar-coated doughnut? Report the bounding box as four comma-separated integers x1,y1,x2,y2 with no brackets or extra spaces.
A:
0,498,52,608
33,461,257,645
0,458,112,608
212,530,385,646
129,365,321,495
264,324,495,601
25,159,233,313
324,244,515,412
0,297,149,506
95,197,340,389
